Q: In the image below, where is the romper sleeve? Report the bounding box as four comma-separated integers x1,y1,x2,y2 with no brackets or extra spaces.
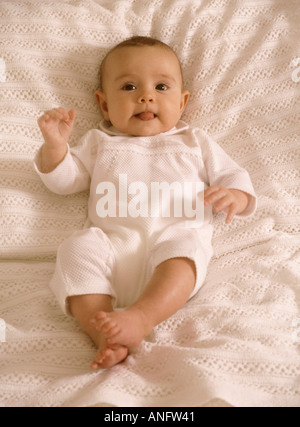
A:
33,129,98,196
196,128,257,217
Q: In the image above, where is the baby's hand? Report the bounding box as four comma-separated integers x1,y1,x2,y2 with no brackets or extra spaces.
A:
38,107,76,148
204,186,250,224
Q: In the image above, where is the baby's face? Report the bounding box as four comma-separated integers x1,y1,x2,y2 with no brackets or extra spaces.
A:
96,46,189,136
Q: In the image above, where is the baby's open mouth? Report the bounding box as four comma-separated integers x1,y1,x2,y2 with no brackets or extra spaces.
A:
135,112,157,121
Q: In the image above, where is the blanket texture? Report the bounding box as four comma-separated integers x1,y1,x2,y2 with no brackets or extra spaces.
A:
0,0,299,407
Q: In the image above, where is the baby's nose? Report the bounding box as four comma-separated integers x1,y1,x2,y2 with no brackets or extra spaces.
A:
138,93,155,103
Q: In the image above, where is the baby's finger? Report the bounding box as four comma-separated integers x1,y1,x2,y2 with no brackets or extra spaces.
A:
37,113,51,129
43,108,67,122
204,186,221,198
225,204,238,224
54,107,69,121
212,195,231,213
68,109,76,120
66,109,76,125
37,114,47,125
204,188,227,206
42,109,62,121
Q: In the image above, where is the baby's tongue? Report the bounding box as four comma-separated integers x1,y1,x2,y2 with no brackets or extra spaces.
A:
137,112,155,121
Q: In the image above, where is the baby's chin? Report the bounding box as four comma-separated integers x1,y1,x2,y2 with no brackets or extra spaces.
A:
122,120,173,137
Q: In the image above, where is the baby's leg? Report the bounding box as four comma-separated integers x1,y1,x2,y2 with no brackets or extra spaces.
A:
50,228,121,369
90,257,196,353
68,294,128,370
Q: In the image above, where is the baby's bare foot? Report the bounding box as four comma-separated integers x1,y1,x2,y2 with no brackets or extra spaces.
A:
90,308,151,351
91,344,128,370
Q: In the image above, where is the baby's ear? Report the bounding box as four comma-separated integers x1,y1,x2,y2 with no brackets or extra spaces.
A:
180,90,190,113
95,90,110,120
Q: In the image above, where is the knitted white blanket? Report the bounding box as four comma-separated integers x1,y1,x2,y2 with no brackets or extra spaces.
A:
0,0,299,407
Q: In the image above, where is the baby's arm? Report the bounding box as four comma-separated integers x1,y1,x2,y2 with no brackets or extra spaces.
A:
204,186,251,225
37,107,76,173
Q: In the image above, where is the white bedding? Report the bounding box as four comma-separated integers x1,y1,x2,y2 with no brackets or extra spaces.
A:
0,0,299,407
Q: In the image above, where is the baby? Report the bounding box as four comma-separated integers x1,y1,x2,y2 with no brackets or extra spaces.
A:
35,36,257,370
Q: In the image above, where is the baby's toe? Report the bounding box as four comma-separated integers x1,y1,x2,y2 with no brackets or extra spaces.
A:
102,320,120,336
90,312,109,330
91,349,108,370
105,327,122,344
94,311,107,321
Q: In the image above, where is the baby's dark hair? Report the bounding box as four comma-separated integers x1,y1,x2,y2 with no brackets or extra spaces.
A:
99,36,184,90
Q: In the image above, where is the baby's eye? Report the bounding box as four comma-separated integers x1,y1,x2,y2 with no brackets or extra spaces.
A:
156,83,168,91
123,84,137,91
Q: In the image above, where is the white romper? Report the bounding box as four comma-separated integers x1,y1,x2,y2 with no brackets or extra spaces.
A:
34,120,257,314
